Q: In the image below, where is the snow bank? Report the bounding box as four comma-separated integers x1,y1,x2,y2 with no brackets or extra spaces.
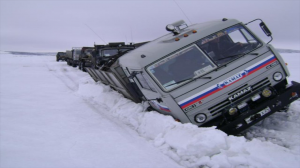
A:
75,72,300,168
0,54,184,168
1,52,299,168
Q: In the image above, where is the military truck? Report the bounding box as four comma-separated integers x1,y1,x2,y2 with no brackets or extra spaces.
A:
78,47,94,72
86,18,299,135
65,50,72,66
56,52,66,62
65,48,82,67
85,42,137,82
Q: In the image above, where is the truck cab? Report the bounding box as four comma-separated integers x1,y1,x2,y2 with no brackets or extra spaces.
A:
93,42,135,69
85,42,136,82
71,47,82,67
56,52,66,62
78,47,94,72
119,19,300,135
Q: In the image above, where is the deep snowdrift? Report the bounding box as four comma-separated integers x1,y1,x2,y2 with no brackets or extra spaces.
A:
0,51,299,168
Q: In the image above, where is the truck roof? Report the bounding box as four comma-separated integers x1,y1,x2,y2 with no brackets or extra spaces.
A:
119,19,241,69
94,42,135,50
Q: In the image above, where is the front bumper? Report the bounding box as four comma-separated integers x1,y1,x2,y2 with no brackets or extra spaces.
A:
218,81,300,135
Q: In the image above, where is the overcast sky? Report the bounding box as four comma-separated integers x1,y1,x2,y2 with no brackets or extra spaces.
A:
0,0,299,52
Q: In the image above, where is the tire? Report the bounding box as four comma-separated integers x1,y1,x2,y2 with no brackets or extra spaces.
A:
82,63,87,72
81,62,86,72
78,62,82,70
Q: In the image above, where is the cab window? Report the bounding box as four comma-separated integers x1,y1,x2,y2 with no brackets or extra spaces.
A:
135,72,157,92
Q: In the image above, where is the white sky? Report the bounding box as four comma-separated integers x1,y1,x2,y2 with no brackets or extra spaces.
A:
0,0,299,52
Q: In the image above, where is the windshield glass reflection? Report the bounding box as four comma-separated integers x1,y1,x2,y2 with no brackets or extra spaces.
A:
197,24,261,66
147,44,216,91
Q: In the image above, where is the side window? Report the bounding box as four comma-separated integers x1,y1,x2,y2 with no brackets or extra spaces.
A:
135,72,157,92
228,29,247,43
240,29,256,42
115,66,130,83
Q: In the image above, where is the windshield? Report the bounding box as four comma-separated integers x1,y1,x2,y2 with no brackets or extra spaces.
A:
101,48,133,57
102,49,118,57
84,49,93,56
147,44,217,91
75,50,81,55
73,49,81,59
197,24,261,66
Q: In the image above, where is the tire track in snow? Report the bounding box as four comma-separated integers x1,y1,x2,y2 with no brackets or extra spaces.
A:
45,62,81,91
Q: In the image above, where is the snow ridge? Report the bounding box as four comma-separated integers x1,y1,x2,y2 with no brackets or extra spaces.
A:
67,63,300,168
1,53,299,168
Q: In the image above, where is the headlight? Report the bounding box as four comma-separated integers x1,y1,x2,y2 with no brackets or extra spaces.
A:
273,72,283,81
195,113,207,123
262,88,272,98
228,108,238,115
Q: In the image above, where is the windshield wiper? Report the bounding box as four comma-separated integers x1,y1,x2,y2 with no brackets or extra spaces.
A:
218,53,243,60
164,76,211,88
219,52,260,61
249,52,259,55
164,78,192,88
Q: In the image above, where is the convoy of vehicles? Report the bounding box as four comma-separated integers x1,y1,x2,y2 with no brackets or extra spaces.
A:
58,18,300,135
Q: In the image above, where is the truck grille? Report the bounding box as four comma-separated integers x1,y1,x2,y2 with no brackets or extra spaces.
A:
209,78,271,116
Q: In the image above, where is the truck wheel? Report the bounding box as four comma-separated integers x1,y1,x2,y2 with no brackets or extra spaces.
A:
81,62,85,71
82,64,86,72
73,62,77,67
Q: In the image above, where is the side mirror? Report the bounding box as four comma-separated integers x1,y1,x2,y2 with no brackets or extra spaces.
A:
245,19,273,44
259,22,272,37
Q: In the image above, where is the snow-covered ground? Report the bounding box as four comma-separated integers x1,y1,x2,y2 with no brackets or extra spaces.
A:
0,51,299,168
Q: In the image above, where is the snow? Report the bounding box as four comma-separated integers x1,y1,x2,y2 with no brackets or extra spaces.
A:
0,51,300,168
